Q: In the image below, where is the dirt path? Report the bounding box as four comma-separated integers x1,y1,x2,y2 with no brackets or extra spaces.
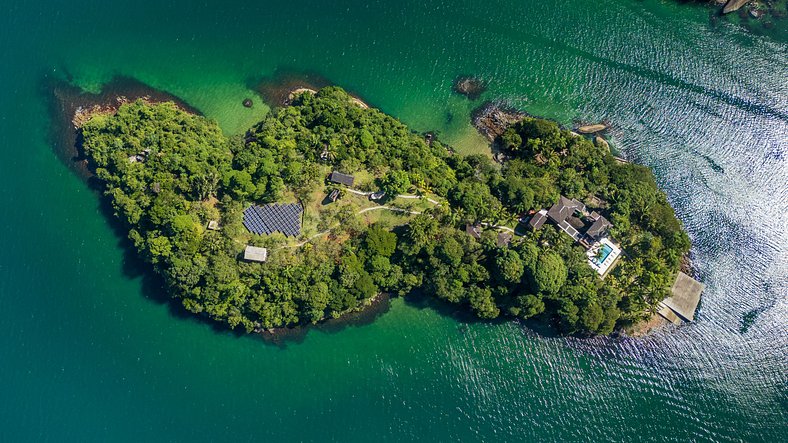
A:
481,222,515,233
346,188,441,205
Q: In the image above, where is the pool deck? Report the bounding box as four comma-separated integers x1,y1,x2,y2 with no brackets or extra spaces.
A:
586,238,621,278
658,272,704,323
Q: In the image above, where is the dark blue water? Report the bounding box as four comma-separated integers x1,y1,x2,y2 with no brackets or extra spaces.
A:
0,0,785,441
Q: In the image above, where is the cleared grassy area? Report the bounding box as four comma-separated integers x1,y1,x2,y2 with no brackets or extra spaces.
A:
234,161,447,251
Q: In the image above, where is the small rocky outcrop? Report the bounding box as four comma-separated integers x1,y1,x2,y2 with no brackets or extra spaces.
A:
242,98,253,108
594,136,610,150
424,132,435,145
576,124,607,134
723,0,751,13
471,101,526,141
452,76,487,100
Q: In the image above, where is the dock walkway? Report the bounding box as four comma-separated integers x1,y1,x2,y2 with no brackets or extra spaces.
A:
658,272,704,324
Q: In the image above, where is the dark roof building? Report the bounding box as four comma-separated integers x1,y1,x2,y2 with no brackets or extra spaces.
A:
243,203,303,237
547,196,585,224
497,232,513,247
586,216,612,240
543,195,615,246
465,223,482,240
547,196,585,240
528,209,548,230
329,171,355,187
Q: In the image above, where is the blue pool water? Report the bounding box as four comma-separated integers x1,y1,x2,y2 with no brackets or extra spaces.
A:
593,244,614,265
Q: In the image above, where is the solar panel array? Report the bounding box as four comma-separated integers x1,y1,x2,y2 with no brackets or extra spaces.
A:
243,203,303,237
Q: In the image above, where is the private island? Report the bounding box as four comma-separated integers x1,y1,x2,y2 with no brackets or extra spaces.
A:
77,86,701,336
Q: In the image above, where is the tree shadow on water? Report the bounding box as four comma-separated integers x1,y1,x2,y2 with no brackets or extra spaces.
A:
402,290,565,339
92,187,243,337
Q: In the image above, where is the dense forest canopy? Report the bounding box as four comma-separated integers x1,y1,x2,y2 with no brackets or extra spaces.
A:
80,87,690,335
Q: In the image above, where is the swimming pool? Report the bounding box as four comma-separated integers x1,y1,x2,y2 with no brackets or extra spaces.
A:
592,244,614,265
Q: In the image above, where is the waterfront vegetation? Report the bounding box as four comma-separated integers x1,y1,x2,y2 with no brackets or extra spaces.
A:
80,87,690,335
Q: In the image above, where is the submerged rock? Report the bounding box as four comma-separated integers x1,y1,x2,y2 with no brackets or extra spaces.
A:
242,98,253,108
471,101,526,141
452,76,487,100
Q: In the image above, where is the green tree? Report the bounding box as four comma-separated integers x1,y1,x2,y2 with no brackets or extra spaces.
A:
533,251,567,294
496,249,524,284
365,225,398,257
468,286,500,319
223,170,256,200
380,169,411,196
516,294,545,318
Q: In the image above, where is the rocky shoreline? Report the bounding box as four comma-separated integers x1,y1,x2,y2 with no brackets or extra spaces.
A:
694,0,787,33
470,101,527,142
256,70,370,108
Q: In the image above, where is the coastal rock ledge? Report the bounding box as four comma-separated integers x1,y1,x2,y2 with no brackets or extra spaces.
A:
723,0,751,14
471,101,526,141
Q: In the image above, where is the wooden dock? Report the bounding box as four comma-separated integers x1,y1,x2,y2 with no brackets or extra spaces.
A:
658,272,704,324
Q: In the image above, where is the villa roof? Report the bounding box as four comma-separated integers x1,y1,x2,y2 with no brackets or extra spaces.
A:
497,232,513,247
465,223,482,239
329,171,355,186
547,196,585,224
586,216,612,240
528,209,548,230
243,245,268,263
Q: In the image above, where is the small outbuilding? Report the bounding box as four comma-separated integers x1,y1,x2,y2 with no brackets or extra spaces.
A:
466,223,482,240
497,232,513,247
207,220,220,230
328,189,340,203
243,245,268,263
528,209,548,230
329,171,355,187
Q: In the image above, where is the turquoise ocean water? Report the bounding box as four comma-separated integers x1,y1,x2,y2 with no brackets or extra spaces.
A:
0,0,786,441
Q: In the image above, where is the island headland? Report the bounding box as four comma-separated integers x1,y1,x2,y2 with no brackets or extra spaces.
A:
48,76,200,179
65,82,698,337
